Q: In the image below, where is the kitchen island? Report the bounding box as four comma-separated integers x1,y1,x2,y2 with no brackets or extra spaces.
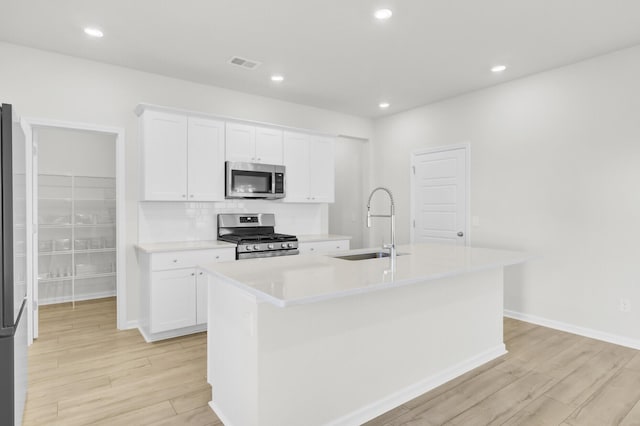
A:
200,243,529,426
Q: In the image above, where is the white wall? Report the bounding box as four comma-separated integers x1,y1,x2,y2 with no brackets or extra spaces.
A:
36,127,116,177
0,42,373,325
371,45,640,344
138,201,328,243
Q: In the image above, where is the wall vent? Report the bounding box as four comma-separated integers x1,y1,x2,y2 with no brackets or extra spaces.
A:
228,56,262,70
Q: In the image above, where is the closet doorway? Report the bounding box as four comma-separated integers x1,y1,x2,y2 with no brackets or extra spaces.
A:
26,120,126,340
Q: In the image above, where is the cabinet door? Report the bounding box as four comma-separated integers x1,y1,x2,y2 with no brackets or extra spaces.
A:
150,268,196,333
283,131,311,202
255,127,283,164
196,270,208,325
225,122,255,162
308,136,335,203
188,117,225,201
142,111,188,200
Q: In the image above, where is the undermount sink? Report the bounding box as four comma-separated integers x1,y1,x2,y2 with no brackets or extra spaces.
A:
333,251,410,261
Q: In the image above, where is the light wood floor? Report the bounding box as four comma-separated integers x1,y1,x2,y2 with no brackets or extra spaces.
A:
24,298,640,425
23,298,221,426
366,319,640,426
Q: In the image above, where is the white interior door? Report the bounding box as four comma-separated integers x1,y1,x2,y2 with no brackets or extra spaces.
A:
411,145,468,245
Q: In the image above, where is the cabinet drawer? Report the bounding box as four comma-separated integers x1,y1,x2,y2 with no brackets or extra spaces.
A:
151,248,235,271
299,240,350,255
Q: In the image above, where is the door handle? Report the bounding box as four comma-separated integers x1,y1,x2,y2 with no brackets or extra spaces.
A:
457,231,464,237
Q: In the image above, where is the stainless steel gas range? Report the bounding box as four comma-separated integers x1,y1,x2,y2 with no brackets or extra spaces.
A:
217,213,299,260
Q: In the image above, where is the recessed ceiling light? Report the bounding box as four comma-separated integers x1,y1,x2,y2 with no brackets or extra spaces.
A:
374,9,393,20
379,102,390,109
271,75,284,83
84,27,104,38
491,65,507,73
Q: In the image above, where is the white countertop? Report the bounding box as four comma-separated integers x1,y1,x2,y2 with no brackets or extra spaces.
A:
200,243,530,307
135,240,236,253
136,234,351,253
297,234,352,242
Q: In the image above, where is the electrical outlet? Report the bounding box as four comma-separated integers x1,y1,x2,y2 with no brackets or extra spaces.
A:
619,298,631,313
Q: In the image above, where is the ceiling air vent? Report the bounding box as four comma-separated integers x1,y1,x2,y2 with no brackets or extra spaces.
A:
228,56,262,70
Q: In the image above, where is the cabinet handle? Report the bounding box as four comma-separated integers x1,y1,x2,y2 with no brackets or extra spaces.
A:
173,259,178,263
190,194,194,198
191,272,195,276
257,157,261,161
181,194,186,198
215,255,220,259
199,272,203,276
310,248,315,251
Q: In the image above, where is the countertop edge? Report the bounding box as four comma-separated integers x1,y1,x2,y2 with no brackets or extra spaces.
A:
136,234,352,253
135,241,236,254
200,252,531,308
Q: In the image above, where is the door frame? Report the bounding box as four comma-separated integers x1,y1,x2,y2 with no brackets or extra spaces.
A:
410,143,471,245
22,117,127,335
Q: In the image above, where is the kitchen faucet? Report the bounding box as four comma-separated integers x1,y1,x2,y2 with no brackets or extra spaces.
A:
367,187,396,263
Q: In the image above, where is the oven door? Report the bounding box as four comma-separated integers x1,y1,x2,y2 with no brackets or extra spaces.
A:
226,162,284,199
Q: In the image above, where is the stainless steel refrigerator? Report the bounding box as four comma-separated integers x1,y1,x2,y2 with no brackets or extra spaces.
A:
0,103,28,426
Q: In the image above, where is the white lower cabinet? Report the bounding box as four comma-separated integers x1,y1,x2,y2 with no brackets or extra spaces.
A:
139,247,235,341
151,268,197,333
298,239,350,255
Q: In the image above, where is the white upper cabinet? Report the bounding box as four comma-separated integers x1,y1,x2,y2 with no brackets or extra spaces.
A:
283,131,335,203
308,136,335,203
141,110,188,201
282,132,309,201
139,108,225,201
225,123,254,163
226,122,283,165
138,105,334,203
255,127,284,164
187,117,225,201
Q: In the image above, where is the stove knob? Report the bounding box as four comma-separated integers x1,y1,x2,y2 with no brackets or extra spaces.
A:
245,245,252,251
287,243,294,248
281,243,287,248
254,245,260,250
267,244,274,249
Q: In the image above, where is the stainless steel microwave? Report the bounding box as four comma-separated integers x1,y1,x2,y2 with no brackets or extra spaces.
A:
225,161,286,199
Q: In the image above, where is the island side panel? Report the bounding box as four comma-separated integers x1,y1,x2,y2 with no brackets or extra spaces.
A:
255,268,505,426
208,275,260,426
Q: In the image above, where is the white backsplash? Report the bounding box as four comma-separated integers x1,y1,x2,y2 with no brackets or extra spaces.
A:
138,201,328,243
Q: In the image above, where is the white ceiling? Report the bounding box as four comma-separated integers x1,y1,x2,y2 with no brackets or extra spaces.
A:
2,0,640,118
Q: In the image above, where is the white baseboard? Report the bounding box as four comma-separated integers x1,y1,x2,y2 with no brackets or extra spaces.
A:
209,401,236,426
125,319,139,330
504,310,640,350
137,324,207,343
330,344,507,426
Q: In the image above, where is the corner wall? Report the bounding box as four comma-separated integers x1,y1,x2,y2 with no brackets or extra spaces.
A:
371,45,640,344
0,41,373,325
